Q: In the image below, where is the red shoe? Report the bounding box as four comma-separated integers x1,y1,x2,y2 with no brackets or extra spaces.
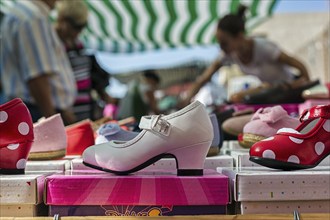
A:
249,104,330,170
66,120,95,155
0,98,34,174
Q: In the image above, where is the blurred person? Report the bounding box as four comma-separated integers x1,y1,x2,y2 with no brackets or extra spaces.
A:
180,5,311,107
0,0,77,125
117,70,161,121
55,0,113,121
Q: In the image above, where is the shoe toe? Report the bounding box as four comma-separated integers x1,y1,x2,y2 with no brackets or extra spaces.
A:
82,146,98,166
250,137,276,158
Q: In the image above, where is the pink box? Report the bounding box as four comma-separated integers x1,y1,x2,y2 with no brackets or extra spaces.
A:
49,205,227,216
45,170,229,206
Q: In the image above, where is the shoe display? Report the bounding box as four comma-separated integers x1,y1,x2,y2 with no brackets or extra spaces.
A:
83,101,213,176
250,104,330,170
240,106,300,148
0,98,34,174
28,114,67,160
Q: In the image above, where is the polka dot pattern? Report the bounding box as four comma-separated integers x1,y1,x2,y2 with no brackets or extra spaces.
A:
18,122,29,135
289,136,304,144
261,136,274,141
16,159,27,169
262,150,276,159
0,111,8,123
288,155,300,164
7,143,19,150
315,142,325,155
323,120,330,132
277,128,300,135
0,99,35,172
303,111,310,121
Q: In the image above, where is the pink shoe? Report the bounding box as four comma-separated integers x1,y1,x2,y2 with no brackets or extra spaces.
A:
0,98,34,174
240,106,300,148
250,104,330,170
83,101,213,176
28,114,67,160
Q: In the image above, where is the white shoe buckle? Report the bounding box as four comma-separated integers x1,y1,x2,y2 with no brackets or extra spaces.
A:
152,116,171,136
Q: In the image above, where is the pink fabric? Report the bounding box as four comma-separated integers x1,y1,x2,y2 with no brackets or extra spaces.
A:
298,99,330,115
243,105,300,137
74,94,91,104
30,114,67,153
76,79,91,90
46,170,229,206
103,104,118,119
233,103,299,117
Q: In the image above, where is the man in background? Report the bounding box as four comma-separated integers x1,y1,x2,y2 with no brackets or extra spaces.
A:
0,0,77,125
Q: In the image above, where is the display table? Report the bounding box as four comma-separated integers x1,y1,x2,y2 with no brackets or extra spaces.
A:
1,214,329,220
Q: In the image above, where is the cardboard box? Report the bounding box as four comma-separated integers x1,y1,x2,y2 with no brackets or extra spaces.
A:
0,172,51,217
0,172,50,204
70,155,234,171
49,205,226,216
240,200,330,214
238,154,330,170
46,170,229,216
0,204,48,217
25,159,71,172
220,168,330,202
219,141,249,168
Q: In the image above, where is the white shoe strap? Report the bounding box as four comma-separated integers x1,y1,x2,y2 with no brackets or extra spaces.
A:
139,115,171,136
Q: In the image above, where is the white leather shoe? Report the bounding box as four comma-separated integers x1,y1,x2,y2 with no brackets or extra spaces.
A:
83,101,213,176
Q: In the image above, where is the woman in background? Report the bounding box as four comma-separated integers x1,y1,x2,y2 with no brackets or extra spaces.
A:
180,5,311,107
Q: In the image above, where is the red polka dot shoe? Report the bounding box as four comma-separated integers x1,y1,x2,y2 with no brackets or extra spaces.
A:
0,98,34,174
249,104,330,170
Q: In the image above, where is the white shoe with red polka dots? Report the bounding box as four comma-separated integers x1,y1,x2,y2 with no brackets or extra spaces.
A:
0,98,34,174
249,104,330,170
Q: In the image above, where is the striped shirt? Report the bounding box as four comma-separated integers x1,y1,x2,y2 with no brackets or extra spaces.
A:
66,46,110,121
0,0,76,109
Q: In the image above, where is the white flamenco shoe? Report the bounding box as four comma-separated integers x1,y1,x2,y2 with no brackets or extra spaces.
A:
83,101,213,176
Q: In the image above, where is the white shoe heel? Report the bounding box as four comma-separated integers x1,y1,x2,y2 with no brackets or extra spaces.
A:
169,141,212,176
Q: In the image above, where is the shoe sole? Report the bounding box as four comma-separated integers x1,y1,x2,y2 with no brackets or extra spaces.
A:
28,149,66,160
83,153,203,176
0,169,25,174
239,133,266,148
249,155,330,170
207,146,220,157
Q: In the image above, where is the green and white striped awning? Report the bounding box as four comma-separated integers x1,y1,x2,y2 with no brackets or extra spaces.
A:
1,0,278,53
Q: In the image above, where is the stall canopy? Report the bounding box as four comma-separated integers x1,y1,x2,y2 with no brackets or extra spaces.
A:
0,0,278,53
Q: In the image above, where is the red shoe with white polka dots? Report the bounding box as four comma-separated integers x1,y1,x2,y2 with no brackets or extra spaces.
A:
0,98,34,174
249,104,330,170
